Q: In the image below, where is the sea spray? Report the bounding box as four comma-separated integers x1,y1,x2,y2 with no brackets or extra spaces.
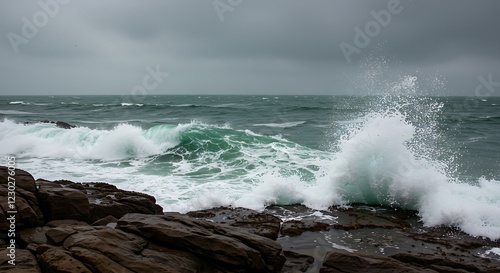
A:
303,76,500,239
2,93,500,239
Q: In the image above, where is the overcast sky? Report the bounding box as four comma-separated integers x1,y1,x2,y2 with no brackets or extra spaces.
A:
1,0,499,96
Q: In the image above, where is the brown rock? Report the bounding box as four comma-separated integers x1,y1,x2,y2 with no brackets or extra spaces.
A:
187,207,282,240
0,249,41,272
281,220,330,237
281,251,314,273
54,121,77,129
34,244,52,255
38,247,92,273
91,215,118,226
1,168,163,231
320,251,434,273
46,219,90,228
30,120,76,129
18,227,48,246
12,196,39,226
118,213,285,272
429,265,470,273
0,166,36,192
83,182,163,222
64,228,180,273
0,167,44,230
391,253,481,272
331,206,404,231
69,247,135,273
46,227,77,245
143,242,221,273
36,181,90,222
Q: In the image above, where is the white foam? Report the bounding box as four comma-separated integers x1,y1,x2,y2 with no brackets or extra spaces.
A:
253,121,306,128
9,101,29,105
121,103,144,106
7,101,49,106
480,247,500,260
486,248,500,256
235,174,307,211
172,104,195,107
212,103,249,108
302,104,500,240
0,120,180,161
419,177,500,239
0,110,35,115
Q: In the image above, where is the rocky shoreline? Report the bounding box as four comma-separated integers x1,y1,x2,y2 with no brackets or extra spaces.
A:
1,166,500,272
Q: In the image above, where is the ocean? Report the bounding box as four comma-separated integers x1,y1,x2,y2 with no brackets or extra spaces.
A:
1,91,500,240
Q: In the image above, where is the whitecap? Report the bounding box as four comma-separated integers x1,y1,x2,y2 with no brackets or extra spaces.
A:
253,121,306,128
121,103,144,107
9,101,29,105
0,110,35,115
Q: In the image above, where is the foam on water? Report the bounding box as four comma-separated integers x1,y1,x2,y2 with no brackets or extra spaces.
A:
2,81,500,240
0,120,179,161
300,104,500,239
253,121,306,128
0,110,35,115
121,103,144,106
299,76,500,239
485,248,500,257
9,101,29,105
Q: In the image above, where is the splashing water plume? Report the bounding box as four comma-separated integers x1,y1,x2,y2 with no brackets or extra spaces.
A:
304,75,500,239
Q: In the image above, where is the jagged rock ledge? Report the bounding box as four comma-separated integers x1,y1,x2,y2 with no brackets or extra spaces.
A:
1,166,500,273
23,121,77,129
0,167,288,273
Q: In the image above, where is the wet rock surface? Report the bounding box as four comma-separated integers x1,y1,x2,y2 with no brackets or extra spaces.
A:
35,178,163,223
1,167,289,272
320,250,429,273
281,251,315,273
0,167,44,230
118,213,285,272
187,206,282,240
1,167,500,272
0,249,40,273
23,120,77,129
36,180,91,222
270,204,500,273
281,220,330,237
83,181,164,222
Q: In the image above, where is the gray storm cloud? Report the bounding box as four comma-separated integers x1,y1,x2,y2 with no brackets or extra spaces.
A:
1,0,499,96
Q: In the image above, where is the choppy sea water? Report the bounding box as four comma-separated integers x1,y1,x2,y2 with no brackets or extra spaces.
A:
1,89,500,240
